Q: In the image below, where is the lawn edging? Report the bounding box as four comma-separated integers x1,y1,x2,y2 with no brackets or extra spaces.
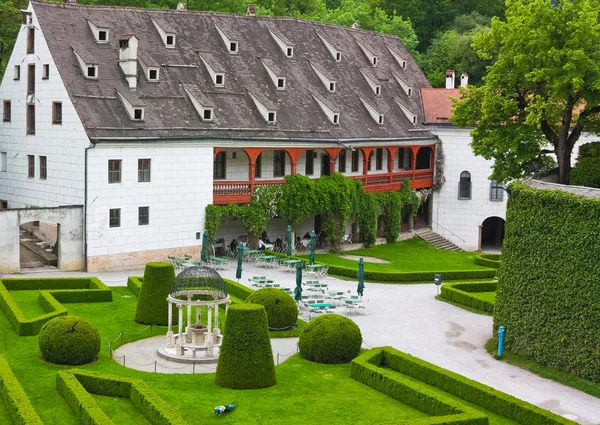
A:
352,346,578,425
0,277,113,336
57,369,188,425
473,254,501,269
439,281,497,315
0,355,44,425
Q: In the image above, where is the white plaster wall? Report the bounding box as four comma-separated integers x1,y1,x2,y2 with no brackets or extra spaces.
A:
0,5,88,209
429,127,506,250
86,144,213,257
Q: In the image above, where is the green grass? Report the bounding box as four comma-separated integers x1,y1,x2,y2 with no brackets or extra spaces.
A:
0,395,12,424
470,291,496,304
8,290,48,319
92,393,153,425
269,318,306,338
484,339,600,400
304,239,490,273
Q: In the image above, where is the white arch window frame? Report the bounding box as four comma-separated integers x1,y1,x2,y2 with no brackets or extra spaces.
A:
458,171,472,200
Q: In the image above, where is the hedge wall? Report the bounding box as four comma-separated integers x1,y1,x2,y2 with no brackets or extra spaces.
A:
496,182,600,381
439,281,497,314
0,356,44,425
135,263,177,326
57,369,188,425
265,251,497,282
473,254,501,269
352,347,578,425
0,278,112,336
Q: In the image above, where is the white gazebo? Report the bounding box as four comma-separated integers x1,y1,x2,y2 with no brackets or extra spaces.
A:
161,266,231,363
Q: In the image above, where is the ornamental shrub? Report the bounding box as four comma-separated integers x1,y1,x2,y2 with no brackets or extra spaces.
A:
245,288,298,329
135,262,177,326
39,315,100,365
570,158,600,188
215,304,276,389
299,314,362,364
495,182,600,381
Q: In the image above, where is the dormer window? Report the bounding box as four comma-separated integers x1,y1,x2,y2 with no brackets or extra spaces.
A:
98,31,107,41
133,109,143,120
310,63,336,94
268,28,294,59
216,74,224,86
359,69,381,96
316,32,342,62
387,45,407,69
215,24,240,55
375,86,381,95
333,114,340,125
117,91,145,121
329,82,336,92
119,39,128,49
203,109,213,121
286,47,293,57
356,40,378,67
262,59,286,91
183,84,216,123
87,66,97,78
199,53,226,88
249,91,277,124
359,97,384,125
148,69,159,81
372,57,378,66
152,19,176,48
166,35,175,46
74,48,100,80
88,21,109,44
21,10,32,26
138,54,159,83
392,73,412,97
312,94,340,125
277,78,285,89
378,114,384,124
229,42,238,53
394,98,417,126
268,112,276,123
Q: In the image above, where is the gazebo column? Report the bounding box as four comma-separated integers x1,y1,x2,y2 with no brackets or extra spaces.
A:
176,304,183,355
213,303,220,335
166,300,174,348
206,306,215,357
186,295,192,340
196,304,201,326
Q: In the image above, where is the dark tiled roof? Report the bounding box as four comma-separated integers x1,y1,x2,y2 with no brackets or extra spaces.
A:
421,88,461,125
33,1,433,141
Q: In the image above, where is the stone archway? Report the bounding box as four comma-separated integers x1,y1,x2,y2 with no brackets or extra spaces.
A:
480,216,505,251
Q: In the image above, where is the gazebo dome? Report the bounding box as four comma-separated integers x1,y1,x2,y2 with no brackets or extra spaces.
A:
170,266,228,300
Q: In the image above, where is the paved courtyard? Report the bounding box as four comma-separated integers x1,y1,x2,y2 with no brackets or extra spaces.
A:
3,262,599,424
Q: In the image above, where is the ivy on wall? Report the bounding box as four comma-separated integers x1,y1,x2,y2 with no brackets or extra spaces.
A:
495,182,600,382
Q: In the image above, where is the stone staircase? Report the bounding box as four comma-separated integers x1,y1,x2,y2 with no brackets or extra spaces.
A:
416,230,463,251
19,229,58,268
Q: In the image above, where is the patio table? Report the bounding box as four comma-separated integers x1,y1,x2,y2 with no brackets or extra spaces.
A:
244,249,261,262
258,255,278,268
168,255,190,262
327,290,345,296
251,276,274,285
308,303,334,308
344,298,363,304
265,284,291,291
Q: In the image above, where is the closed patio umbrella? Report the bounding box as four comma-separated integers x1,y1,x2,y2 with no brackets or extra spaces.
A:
294,260,303,302
201,230,209,262
309,231,316,265
357,257,365,297
236,244,244,282
286,225,293,257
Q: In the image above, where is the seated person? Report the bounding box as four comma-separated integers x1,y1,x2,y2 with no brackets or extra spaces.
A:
258,239,266,251
303,232,310,240
261,231,271,244
230,239,238,255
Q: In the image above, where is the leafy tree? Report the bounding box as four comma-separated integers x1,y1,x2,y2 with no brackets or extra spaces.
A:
0,0,27,80
452,0,600,185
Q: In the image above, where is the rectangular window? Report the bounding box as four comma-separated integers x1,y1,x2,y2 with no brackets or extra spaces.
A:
27,64,35,95
108,160,121,183
375,148,383,170
490,180,504,201
273,150,285,177
52,102,62,124
27,27,34,53
26,105,35,135
338,150,346,173
213,151,226,179
138,206,149,225
398,148,411,170
138,159,151,182
27,155,34,178
3,101,10,122
0,200,7,209
14,65,20,80
1,152,7,172
109,208,121,228
305,150,314,175
351,150,359,172
42,64,49,79
39,156,47,179
255,154,262,178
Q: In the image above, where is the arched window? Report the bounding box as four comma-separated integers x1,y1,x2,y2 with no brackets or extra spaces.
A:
458,171,471,200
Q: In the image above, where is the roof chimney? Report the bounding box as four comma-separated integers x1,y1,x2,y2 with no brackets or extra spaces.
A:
245,4,256,16
460,72,468,87
176,2,187,10
119,34,138,90
351,22,359,29
65,0,77,4
445,70,455,89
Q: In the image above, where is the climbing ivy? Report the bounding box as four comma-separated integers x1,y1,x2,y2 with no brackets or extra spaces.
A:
355,191,377,247
277,174,316,225
377,191,403,244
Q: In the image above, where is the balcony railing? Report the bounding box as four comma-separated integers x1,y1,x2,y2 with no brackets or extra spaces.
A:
213,169,433,204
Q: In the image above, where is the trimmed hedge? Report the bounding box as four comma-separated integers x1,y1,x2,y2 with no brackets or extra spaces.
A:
571,142,600,188
224,278,254,301
0,278,112,336
266,251,497,282
299,314,362,364
246,288,298,329
127,276,143,297
39,315,101,365
0,356,44,425
496,182,600,381
57,369,188,425
439,281,497,314
135,263,177,326
215,304,276,389
473,254,501,269
353,347,577,425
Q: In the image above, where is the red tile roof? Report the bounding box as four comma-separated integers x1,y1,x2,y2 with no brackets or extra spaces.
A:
421,88,461,124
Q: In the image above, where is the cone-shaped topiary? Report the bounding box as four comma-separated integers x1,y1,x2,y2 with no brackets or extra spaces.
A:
135,262,177,325
39,315,100,365
215,303,276,389
245,288,298,329
299,314,362,364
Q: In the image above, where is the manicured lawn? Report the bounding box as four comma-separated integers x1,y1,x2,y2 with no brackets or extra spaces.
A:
9,290,48,319
470,291,496,304
305,239,491,273
93,394,153,425
0,397,11,424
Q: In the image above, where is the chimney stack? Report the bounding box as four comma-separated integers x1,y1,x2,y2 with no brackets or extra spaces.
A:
445,70,455,89
460,72,468,87
245,4,256,16
176,2,187,10
119,34,138,90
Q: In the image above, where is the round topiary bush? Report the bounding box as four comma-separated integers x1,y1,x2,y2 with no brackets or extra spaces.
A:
135,262,177,326
299,314,362,364
39,315,100,365
245,288,298,329
215,303,276,389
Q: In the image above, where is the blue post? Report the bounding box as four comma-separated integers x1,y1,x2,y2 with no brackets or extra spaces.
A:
497,326,505,357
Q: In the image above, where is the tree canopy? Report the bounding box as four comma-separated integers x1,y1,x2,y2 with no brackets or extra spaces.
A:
452,0,600,185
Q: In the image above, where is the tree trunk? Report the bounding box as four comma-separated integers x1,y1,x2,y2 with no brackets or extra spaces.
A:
556,141,572,185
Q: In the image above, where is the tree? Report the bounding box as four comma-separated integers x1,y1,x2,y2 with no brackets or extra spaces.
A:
452,0,600,185
0,0,27,80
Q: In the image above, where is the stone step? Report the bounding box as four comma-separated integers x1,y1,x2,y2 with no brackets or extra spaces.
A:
416,230,463,252
20,240,58,266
